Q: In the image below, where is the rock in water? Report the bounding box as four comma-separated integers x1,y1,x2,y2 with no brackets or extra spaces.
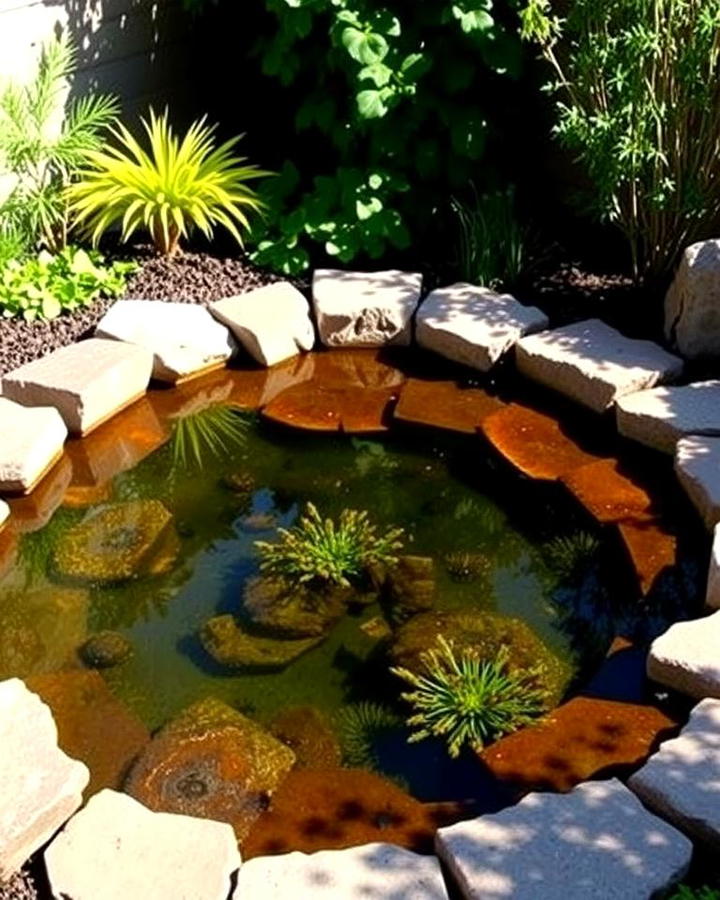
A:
125,698,295,842
242,575,347,638
79,631,133,669
200,615,324,670
269,706,341,769
386,555,435,620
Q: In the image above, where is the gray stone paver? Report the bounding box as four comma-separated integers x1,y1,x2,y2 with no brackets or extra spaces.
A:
647,610,720,699
674,435,720,530
629,698,720,851
435,779,691,900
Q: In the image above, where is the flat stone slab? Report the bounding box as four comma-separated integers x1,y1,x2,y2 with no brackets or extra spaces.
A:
2,338,153,435
0,398,67,494
617,519,677,595
436,779,691,900
96,300,237,383
616,380,720,453
0,678,89,880
417,283,548,371
211,282,315,367
394,378,504,433
629,698,720,851
675,435,720,529
234,842,447,899
708,525,720,609
313,269,422,347
262,382,398,433
648,610,720,699
481,404,602,480
516,319,683,413
561,459,654,524
45,789,241,900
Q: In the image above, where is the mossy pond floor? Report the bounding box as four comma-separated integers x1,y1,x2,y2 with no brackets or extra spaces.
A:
0,392,697,804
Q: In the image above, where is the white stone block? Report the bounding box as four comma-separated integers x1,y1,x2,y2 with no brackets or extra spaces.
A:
516,319,683,413
313,269,422,347
666,239,720,360
675,435,720,529
416,283,548,372
707,525,720,610
648,610,720,699
0,397,67,493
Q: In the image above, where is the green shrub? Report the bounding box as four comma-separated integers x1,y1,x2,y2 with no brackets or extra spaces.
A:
391,636,548,757
0,33,119,253
521,0,720,279
68,108,267,256
0,247,135,321
255,502,403,587
230,0,527,274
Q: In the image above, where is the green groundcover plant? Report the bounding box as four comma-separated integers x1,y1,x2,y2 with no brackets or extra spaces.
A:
521,0,720,279
0,247,135,322
68,108,267,256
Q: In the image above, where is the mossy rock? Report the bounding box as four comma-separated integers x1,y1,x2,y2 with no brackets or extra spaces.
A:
386,555,435,620
389,610,572,707
269,706,341,769
200,615,324,670
242,575,347,639
221,471,256,494
79,631,133,669
53,500,179,584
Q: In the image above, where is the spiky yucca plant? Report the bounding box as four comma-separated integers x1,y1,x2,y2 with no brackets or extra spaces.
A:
68,108,267,255
255,502,403,587
392,637,548,757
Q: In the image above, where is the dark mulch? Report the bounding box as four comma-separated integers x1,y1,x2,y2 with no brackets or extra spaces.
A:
0,250,284,376
0,869,43,900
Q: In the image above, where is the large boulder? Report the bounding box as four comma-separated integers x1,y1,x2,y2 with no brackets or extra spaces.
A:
516,319,683,413
44,789,241,900
616,381,720,454
628,698,720,851
0,678,89,880
234,842,447,899
96,300,237,383
674,435,720,529
665,238,720,359
647,611,720,699
211,282,315,367
436,779,691,899
1,338,153,435
0,398,67,494
125,698,295,841
313,269,422,347
417,283,548,371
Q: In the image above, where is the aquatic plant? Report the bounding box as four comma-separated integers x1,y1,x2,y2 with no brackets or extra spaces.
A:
170,405,250,471
255,502,404,587
544,532,600,582
336,701,400,770
391,636,548,758
669,888,720,900
444,551,491,583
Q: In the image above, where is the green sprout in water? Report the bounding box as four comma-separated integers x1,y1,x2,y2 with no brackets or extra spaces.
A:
336,701,400,770
255,502,404,587
170,405,250,471
391,636,548,758
544,531,600,582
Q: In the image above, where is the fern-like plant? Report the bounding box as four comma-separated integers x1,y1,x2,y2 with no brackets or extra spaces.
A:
0,33,119,252
391,637,548,757
336,702,400,770
170,405,250,470
68,108,268,256
255,502,404,587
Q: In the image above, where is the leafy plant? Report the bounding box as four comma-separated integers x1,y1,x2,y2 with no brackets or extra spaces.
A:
68,108,267,256
669,888,720,900
391,636,548,757
0,33,119,253
169,405,251,470
520,0,720,279
544,532,600,582
336,701,400,769
0,247,136,321
452,185,528,288
255,502,404,587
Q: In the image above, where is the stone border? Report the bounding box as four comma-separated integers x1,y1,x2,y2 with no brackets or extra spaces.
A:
0,273,715,897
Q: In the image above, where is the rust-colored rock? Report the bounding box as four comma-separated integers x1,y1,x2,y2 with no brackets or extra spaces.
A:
481,695,678,793
562,458,655,523
7,455,72,534
269,706,342,769
311,349,405,390
0,526,18,579
617,519,678,595
26,669,150,797
394,379,504,434
243,768,441,858
62,483,113,509
263,383,399,433
481,404,602,480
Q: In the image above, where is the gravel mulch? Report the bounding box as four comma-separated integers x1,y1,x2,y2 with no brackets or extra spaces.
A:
0,869,43,900
0,250,285,377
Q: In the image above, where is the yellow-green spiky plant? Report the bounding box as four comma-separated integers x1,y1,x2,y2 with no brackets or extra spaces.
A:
67,108,268,256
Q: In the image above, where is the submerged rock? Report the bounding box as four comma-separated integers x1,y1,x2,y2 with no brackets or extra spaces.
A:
243,576,347,639
79,631,133,669
269,706,342,770
53,500,179,583
390,610,571,706
200,615,324,670
221,470,256,495
386,555,435,620
125,698,295,841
